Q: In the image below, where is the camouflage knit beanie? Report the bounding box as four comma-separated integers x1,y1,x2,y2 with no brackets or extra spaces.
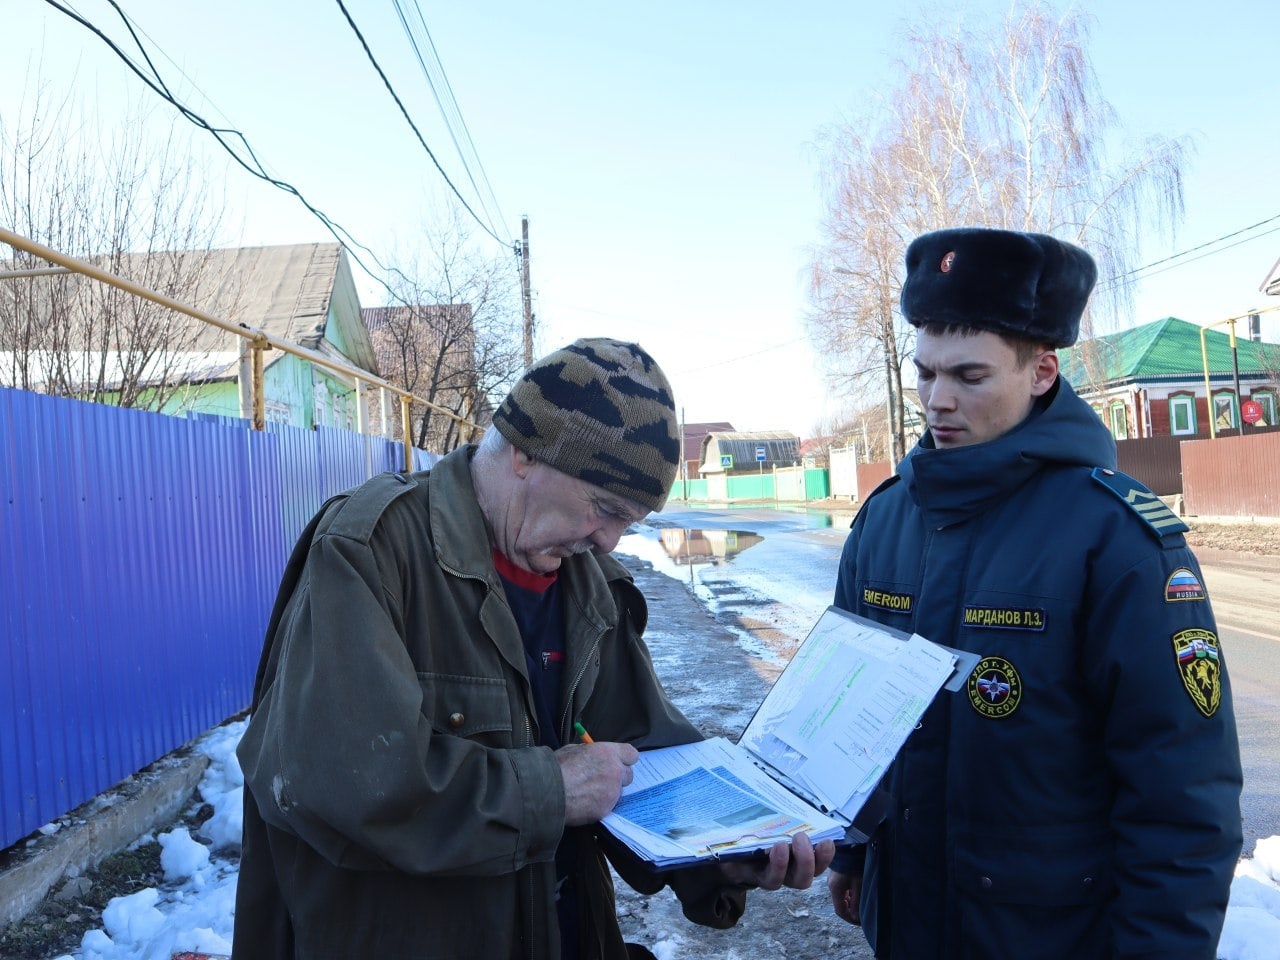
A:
493,338,680,513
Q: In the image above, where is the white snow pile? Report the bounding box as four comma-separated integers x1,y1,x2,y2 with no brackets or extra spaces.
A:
50,719,245,960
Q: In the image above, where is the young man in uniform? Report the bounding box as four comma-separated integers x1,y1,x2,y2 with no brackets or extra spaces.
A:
826,228,1242,960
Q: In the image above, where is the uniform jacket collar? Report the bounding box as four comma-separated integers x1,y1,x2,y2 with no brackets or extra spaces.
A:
899,377,1116,529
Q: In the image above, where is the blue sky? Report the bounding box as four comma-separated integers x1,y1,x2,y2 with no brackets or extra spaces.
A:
3,1,1278,436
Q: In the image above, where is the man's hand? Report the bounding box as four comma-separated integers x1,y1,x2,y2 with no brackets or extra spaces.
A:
556,741,639,826
719,832,836,891
827,868,862,924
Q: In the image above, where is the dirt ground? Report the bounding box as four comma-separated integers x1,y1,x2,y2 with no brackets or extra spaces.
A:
0,807,211,960
1182,517,1280,557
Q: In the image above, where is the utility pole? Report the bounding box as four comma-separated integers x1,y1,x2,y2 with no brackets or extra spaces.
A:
519,215,534,369
679,406,688,501
1230,317,1243,432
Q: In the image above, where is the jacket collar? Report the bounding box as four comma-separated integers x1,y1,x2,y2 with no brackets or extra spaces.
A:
900,377,1115,529
426,445,500,582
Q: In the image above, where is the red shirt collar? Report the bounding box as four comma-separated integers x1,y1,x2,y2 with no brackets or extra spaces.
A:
492,549,558,593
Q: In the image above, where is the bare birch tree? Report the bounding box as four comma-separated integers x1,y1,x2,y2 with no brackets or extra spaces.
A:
810,130,921,461
808,1,1191,453
0,81,225,409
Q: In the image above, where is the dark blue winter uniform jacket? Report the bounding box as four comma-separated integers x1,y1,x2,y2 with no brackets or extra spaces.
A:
832,377,1243,960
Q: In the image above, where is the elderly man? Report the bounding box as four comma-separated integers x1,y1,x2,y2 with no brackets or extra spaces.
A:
234,337,833,960
826,229,1242,960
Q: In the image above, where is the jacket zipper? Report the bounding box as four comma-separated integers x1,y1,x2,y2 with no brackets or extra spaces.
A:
559,631,602,743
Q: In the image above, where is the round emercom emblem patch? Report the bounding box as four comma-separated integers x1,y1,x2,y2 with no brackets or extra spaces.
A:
967,656,1022,718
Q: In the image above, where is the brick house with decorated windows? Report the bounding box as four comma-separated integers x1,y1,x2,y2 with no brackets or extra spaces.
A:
1059,316,1280,440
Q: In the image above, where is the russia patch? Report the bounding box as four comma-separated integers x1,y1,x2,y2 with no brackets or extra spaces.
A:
967,656,1022,719
1172,628,1222,717
1165,567,1207,602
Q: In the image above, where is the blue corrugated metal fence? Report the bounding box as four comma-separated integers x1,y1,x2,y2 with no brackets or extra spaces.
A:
1,387,440,850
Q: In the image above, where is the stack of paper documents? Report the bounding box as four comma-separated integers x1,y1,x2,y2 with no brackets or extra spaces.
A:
599,607,964,867
603,736,846,868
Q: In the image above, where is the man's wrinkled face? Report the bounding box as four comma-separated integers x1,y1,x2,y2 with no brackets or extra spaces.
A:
509,459,649,574
914,328,1057,448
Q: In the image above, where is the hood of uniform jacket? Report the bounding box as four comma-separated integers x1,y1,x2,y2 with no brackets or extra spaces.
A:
898,376,1117,530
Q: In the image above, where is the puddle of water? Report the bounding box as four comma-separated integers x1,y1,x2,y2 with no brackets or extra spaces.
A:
658,528,762,565
812,510,857,529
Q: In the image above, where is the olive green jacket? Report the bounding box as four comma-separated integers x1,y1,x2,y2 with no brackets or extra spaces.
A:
233,446,746,959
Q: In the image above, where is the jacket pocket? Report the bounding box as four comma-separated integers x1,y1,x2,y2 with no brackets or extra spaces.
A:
419,672,513,741
952,821,1113,906
950,823,1113,959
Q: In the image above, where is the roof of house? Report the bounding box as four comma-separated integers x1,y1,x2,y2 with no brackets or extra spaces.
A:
698,430,801,470
1060,316,1280,387
1261,254,1280,297
94,243,373,373
361,304,486,425
361,304,476,386
680,421,734,458
798,436,832,457
184,243,373,365
362,303,473,331
704,430,799,443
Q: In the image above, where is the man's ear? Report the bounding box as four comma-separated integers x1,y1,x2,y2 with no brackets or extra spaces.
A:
511,446,537,479
1030,350,1060,397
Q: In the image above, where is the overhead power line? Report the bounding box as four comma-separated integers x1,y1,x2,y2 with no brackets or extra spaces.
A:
1098,212,1280,292
1111,225,1280,286
44,0,416,304
392,0,509,240
678,336,813,374
332,0,508,247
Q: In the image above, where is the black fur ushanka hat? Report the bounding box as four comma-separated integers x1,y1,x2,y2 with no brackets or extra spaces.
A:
899,227,1097,347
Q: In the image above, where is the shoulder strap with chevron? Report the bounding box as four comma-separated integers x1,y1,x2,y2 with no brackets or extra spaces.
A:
1090,467,1189,542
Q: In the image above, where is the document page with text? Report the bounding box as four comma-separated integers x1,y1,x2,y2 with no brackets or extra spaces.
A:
738,607,956,821
597,607,957,866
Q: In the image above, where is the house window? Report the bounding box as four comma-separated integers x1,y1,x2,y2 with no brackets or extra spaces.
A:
1169,394,1197,436
1109,400,1129,440
1254,391,1278,427
1212,391,1237,430
265,400,290,425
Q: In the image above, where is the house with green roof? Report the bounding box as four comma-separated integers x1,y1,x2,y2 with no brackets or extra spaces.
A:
1059,316,1280,439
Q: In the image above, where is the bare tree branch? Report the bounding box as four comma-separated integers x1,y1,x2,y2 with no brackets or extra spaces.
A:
366,203,523,453
1,79,226,408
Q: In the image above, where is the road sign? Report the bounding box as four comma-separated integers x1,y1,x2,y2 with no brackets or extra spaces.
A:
720,454,733,469
1242,400,1264,425
755,445,766,462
